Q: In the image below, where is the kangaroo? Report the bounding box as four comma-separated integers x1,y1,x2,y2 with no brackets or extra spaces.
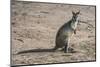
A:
53,11,80,53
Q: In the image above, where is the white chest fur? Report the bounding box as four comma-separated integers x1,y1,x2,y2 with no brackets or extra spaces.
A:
71,21,78,30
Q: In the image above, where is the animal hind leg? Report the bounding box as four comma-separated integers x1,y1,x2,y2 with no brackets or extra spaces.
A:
64,37,70,53
64,41,69,53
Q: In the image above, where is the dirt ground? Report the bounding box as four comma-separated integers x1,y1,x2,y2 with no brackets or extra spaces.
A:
11,1,96,66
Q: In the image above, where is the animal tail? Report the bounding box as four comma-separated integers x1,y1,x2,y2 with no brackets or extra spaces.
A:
16,47,58,54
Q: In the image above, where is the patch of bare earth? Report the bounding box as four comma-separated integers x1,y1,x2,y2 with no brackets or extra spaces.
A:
11,1,96,66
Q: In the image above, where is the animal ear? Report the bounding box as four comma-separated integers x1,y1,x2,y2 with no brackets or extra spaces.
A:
77,11,80,14
72,11,75,15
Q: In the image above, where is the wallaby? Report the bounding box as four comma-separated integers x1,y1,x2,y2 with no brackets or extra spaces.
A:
53,11,80,53
17,11,80,54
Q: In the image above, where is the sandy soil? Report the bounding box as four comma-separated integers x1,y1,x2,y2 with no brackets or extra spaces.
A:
11,1,96,66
